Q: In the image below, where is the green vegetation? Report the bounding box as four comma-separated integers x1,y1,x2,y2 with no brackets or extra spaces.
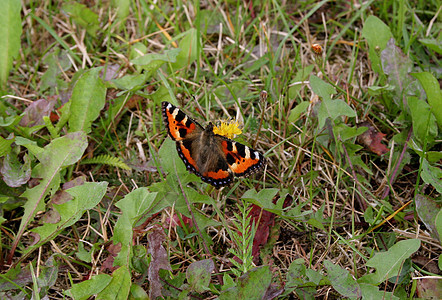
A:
0,0,441,299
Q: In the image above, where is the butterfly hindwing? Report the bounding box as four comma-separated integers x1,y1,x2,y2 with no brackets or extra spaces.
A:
219,138,266,177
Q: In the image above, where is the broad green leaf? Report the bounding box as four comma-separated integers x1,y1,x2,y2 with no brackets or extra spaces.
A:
131,48,181,78
420,159,442,194
62,3,100,37
359,283,399,300
412,72,442,129
112,188,158,267
309,74,336,101
408,96,437,146
40,48,72,91
365,239,421,284
219,266,272,300
318,98,356,129
12,132,88,260
111,73,148,91
187,259,214,293
361,16,393,74
171,28,200,70
65,274,112,300
310,75,355,128
97,266,131,300
111,0,130,23
436,210,442,246
68,68,106,133
0,0,22,91
129,283,149,300
418,38,442,54
333,123,367,142
26,181,108,259
288,101,310,123
324,260,361,298
0,135,14,157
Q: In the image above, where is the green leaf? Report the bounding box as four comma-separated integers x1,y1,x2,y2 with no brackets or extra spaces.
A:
129,283,149,300
13,132,88,260
0,0,22,91
0,135,14,157
111,73,148,91
436,210,442,247
359,283,399,300
111,0,130,23
68,68,106,133
65,274,112,300
131,48,181,78
415,194,441,242
288,101,310,123
62,3,100,37
112,188,158,267
361,16,393,74
27,181,108,258
324,260,361,298
186,259,214,293
420,159,442,194
219,266,272,300
412,72,442,129
309,74,336,101
81,154,130,170
171,28,200,70
310,75,355,128
97,266,131,300
364,239,421,284
408,96,437,146
418,38,442,54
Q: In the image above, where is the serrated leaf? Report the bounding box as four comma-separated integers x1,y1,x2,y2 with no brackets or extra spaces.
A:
187,259,214,293
81,154,130,170
324,260,361,298
10,132,88,262
25,181,108,260
365,239,421,284
112,188,158,267
65,274,112,300
0,0,22,91
68,68,106,133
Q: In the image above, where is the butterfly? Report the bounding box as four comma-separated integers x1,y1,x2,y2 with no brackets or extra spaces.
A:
162,101,266,188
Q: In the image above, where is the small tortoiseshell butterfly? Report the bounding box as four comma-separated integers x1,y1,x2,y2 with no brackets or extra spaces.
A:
162,101,266,188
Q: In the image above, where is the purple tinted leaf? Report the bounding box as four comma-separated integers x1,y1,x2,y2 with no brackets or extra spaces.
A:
147,225,171,299
415,194,441,241
186,259,214,293
19,98,56,127
0,152,31,187
381,39,425,107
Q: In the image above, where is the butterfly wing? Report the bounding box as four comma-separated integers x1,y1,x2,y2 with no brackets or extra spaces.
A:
162,101,265,188
217,136,266,178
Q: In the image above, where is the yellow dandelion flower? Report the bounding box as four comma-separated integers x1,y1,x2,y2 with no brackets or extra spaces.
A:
213,120,242,139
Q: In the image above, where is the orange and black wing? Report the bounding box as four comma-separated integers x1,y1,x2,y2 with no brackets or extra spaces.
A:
218,137,266,178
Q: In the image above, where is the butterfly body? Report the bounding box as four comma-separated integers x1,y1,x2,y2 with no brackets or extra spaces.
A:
162,101,265,188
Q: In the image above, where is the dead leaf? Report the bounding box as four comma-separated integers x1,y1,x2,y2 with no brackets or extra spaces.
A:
357,122,389,155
